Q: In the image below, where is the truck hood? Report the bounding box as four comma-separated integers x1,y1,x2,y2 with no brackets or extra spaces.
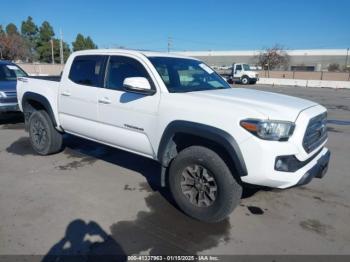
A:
187,88,318,121
0,81,17,92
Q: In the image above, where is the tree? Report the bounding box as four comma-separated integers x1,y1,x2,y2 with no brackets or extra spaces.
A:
36,21,55,62
72,33,97,51
39,21,54,43
257,45,290,70
5,23,19,36
0,23,27,60
0,25,4,36
85,36,97,49
21,16,39,61
0,29,27,60
328,63,340,72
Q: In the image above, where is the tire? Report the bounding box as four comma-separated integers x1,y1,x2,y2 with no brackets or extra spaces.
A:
28,110,63,155
241,76,249,85
168,146,242,223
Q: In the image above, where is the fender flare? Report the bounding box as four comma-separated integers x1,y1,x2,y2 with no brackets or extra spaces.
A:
21,92,58,127
157,120,248,177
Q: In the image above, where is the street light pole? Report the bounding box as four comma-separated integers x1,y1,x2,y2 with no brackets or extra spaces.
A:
50,39,54,64
60,29,64,64
167,37,172,53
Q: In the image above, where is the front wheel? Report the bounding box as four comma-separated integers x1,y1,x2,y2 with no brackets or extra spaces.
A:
28,110,63,155
168,146,242,223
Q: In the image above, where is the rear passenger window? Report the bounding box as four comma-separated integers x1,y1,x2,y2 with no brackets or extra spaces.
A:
69,55,105,87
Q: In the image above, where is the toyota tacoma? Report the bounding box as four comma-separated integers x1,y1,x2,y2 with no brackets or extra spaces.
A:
17,49,330,222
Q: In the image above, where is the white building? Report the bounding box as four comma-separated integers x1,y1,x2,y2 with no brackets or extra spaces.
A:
174,49,350,71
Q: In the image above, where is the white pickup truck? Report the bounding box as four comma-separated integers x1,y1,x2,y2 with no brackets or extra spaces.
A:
17,49,330,222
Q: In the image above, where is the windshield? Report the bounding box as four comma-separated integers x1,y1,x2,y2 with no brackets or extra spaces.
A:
0,64,27,81
243,64,251,71
149,57,231,93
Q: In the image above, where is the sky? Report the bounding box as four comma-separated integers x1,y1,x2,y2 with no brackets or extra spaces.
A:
1,0,350,51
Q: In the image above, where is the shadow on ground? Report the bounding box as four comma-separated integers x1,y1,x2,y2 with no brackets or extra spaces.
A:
42,219,126,262
7,134,263,256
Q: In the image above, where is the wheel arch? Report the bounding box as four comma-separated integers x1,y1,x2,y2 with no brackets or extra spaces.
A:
157,121,248,185
22,92,58,130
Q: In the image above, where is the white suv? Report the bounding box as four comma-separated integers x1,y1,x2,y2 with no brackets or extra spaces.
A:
17,49,330,222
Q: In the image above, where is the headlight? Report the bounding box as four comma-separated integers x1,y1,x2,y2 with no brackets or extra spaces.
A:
240,119,295,141
0,91,6,98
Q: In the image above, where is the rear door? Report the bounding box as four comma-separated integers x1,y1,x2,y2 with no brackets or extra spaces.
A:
96,55,160,157
58,55,107,139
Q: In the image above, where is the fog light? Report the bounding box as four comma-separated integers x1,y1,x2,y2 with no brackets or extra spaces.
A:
275,158,289,172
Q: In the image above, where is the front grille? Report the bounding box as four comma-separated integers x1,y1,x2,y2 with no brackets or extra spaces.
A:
0,91,17,103
4,91,17,97
303,112,328,153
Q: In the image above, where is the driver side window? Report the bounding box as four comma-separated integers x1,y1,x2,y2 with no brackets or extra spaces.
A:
105,56,152,91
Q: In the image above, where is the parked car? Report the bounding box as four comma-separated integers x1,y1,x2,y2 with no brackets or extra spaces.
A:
0,60,28,114
17,49,330,222
227,63,259,84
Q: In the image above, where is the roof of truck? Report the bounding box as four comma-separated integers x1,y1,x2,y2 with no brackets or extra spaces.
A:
72,49,198,60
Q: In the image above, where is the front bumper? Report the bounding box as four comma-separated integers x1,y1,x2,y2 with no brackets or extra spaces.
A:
0,103,19,112
241,146,330,189
295,150,330,187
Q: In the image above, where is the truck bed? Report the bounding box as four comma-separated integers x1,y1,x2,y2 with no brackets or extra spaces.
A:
17,76,61,127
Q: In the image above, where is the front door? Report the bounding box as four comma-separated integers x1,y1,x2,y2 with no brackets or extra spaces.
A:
96,55,160,157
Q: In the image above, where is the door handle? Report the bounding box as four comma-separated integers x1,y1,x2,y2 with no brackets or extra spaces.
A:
61,91,71,97
98,97,111,104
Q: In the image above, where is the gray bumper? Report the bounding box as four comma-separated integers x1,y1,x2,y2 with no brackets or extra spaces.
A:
0,103,20,112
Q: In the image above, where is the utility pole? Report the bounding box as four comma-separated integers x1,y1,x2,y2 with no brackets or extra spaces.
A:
346,48,349,68
50,39,54,64
60,28,64,64
167,37,172,53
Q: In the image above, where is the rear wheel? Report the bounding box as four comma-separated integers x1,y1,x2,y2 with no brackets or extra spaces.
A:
28,110,63,155
168,146,242,223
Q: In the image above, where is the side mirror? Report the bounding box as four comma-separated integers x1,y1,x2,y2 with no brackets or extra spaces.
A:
123,77,155,95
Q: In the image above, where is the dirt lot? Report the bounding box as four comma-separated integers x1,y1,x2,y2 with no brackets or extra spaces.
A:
0,85,350,258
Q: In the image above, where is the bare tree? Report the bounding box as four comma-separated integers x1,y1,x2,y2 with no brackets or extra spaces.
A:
0,27,27,60
257,45,290,70
328,63,340,72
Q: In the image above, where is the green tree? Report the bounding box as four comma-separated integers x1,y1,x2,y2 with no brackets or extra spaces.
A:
36,21,55,62
6,23,19,36
72,33,85,51
21,16,39,61
72,33,97,51
39,21,54,43
0,25,4,59
85,36,97,49
52,38,70,63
